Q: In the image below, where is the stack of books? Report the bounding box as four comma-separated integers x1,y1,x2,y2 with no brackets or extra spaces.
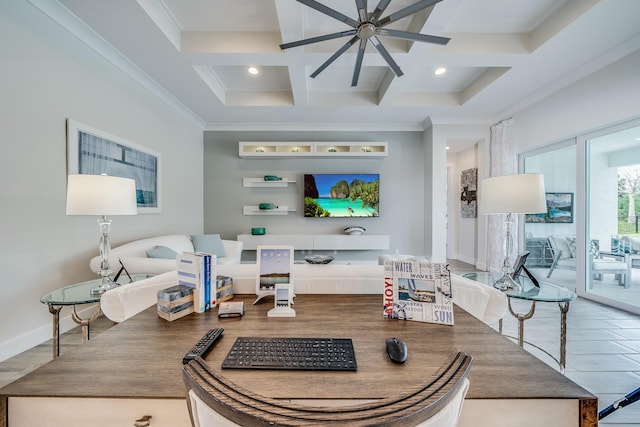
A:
177,252,216,313
216,275,234,303
157,284,194,321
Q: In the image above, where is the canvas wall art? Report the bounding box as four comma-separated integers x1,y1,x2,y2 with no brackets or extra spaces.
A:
460,168,477,218
67,119,161,213
525,192,574,223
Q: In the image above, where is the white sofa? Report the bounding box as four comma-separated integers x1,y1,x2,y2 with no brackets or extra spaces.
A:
89,234,243,276
100,263,507,326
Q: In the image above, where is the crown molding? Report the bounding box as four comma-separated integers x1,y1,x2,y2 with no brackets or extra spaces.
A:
203,122,427,132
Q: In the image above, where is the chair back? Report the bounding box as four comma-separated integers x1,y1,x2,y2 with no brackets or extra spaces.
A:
183,351,472,427
547,235,574,259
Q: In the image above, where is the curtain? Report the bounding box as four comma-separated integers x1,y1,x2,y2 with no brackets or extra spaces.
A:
487,118,517,272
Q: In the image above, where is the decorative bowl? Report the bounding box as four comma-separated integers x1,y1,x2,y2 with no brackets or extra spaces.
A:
344,226,366,235
251,227,266,235
304,255,334,264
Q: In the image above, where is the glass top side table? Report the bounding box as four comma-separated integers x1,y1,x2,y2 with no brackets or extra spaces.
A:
41,274,152,358
462,271,576,372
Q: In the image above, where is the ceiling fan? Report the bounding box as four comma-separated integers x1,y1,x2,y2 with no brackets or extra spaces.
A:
279,0,450,86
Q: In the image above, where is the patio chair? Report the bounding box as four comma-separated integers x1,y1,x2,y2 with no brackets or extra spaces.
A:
546,235,628,287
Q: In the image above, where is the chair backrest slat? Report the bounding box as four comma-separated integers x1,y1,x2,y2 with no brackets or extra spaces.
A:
183,351,472,426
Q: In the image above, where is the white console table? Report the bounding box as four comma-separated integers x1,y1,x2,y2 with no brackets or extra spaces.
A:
237,234,390,250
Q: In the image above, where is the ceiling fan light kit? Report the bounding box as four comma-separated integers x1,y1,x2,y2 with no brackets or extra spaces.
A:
279,0,450,86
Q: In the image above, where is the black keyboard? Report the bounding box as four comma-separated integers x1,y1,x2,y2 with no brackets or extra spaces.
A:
221,337,357,371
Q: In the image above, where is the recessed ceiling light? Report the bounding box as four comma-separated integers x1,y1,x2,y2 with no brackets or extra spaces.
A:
434,67,447,76
445,146,450,150
248,67,259,75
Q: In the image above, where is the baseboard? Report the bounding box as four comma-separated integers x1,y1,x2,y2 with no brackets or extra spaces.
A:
456,255,476,265
0,305,98,363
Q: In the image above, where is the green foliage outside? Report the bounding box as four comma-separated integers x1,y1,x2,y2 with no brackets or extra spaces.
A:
618,194,640,217
348,179,379,216
616,167,640,236
617,194,640,236
304,197,330,217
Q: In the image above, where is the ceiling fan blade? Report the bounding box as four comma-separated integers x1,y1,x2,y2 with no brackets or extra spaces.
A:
352,38,367,86
310,35,360,78
280,29,357,50
375,28,450,45
376,0,442,27
356,0,368,23
297,0,359,27
369,36,403,77
369,0,391,22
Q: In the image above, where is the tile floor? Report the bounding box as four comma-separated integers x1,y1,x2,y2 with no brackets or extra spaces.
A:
1,260,640,425
449,259,640,426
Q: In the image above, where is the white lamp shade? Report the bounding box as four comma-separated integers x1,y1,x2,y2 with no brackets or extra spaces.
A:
66,174,138,216
479,173,546,214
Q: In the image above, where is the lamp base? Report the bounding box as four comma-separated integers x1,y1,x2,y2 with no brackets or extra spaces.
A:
493,274,522,293
90,276,120,296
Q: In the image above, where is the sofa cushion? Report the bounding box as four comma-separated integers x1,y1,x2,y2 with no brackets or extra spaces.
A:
146,245,178,259
192,234,226,257
625,236,640,252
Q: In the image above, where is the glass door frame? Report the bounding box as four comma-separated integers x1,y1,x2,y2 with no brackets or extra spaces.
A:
578,117,640,314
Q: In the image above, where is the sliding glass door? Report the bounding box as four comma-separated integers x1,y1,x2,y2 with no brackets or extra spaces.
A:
520,119,640,314
584,121,640,313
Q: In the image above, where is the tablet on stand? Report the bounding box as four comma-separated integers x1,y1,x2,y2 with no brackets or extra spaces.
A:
268,283,296,317
254,245,295,305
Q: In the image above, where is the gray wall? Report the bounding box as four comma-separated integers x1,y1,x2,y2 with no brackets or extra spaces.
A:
0,1,204,361
203,131,428,262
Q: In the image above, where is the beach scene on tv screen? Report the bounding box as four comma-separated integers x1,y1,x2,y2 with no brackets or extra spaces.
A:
304,173,379,217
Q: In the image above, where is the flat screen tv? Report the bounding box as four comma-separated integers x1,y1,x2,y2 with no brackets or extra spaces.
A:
304,173,379,217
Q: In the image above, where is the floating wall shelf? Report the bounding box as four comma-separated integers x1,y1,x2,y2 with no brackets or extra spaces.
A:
237,234,390,250
239,141,387,158
243,178,296,188
242,206,295,216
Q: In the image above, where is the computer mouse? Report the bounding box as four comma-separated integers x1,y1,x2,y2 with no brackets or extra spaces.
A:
386,337,407,363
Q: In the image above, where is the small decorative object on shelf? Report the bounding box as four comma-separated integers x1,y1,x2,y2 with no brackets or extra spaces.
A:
291,147,300,152
328,147,337,152
304,255,334,264
361,146,372,152
263,175,282,181
255,147,264,152
251,227,266,235
344,226,366,235
259,203,278,210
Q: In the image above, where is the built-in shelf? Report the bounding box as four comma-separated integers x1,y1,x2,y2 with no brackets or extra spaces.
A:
242,206,295,215
239,141,387,158
243,178,296,188
239,142,312,158
314,142,387,157
237,234,390,250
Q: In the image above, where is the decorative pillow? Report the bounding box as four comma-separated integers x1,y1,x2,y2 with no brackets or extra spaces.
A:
565,237,577,259
191,234,226,258
146,245,178,259
589,240,600,257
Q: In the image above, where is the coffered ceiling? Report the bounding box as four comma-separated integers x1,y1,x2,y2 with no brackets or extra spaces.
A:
31,0,640,129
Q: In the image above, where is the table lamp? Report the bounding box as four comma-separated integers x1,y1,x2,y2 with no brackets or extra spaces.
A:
479,173,546,292
66,174,137,296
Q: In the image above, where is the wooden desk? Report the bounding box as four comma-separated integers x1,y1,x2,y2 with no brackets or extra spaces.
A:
0,295,597,427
